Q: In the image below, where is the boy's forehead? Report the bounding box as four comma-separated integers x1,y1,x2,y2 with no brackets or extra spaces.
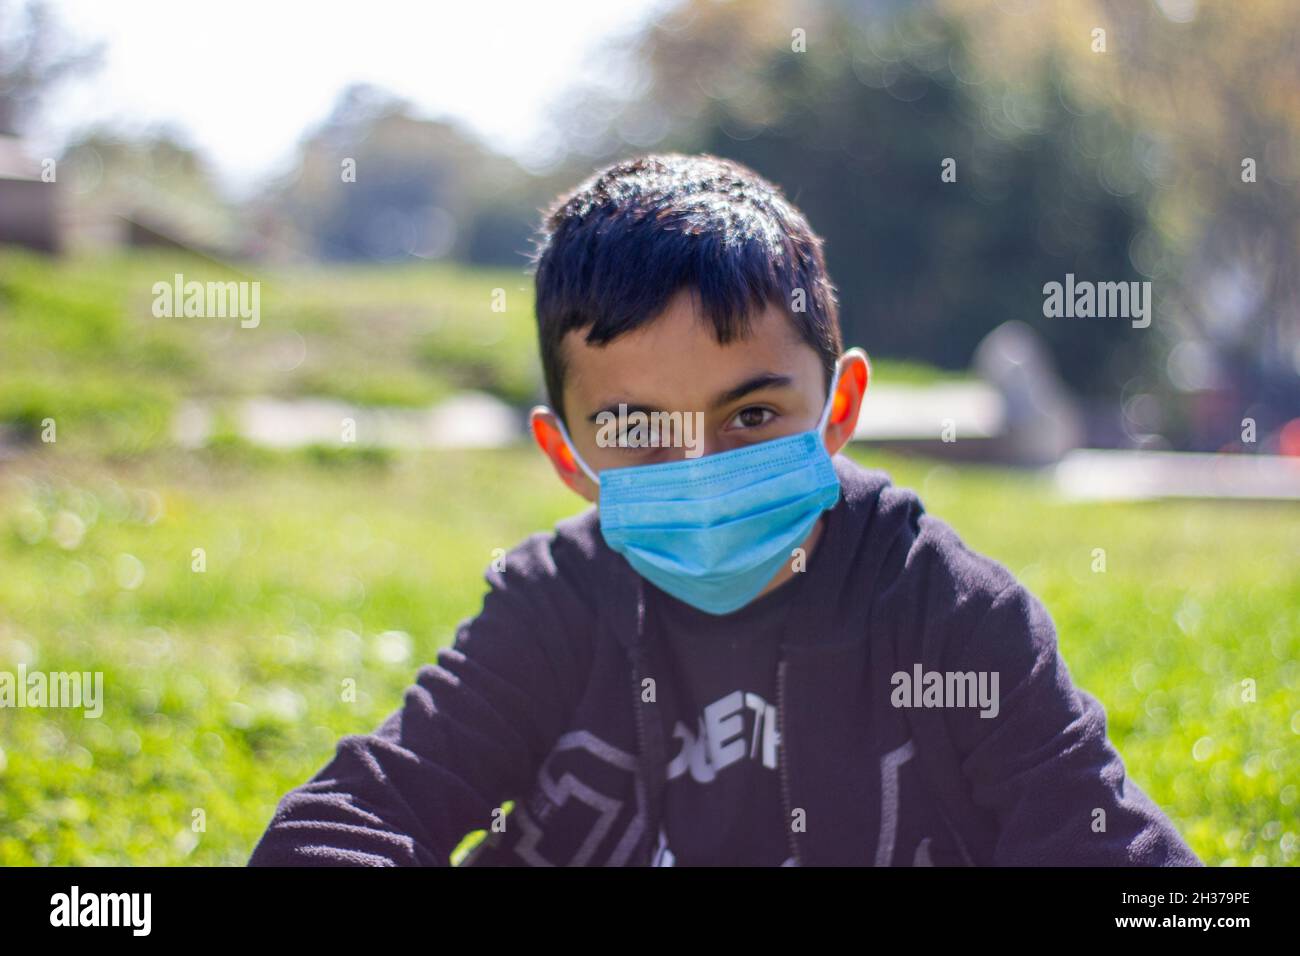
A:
561,290,819,413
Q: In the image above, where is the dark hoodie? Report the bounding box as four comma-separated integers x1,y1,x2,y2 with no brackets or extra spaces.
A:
248,454,1202,866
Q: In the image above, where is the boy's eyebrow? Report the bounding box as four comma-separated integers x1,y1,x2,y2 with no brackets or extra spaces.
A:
712,371,794,408
584,372,794,423
586,403,660,424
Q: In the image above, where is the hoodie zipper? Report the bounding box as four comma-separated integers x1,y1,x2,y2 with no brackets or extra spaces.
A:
628,586,802,866
776,656,803,866
630,656,657,866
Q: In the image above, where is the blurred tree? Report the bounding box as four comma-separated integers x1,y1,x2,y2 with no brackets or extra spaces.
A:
263,83,542,266
937,0,1300,446
0,0,103,135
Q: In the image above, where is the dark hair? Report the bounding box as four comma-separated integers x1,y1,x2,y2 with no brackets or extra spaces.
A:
530,153,842,425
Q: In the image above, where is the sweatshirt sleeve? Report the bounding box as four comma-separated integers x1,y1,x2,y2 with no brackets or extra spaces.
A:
942,581,1203,866
247,530,594,866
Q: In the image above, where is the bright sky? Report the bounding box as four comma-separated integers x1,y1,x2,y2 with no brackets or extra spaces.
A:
29,0,672,195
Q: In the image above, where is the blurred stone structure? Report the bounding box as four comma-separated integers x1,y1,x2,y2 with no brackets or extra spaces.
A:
851,321,1083,467
0,135,60,254
973,321,1084,466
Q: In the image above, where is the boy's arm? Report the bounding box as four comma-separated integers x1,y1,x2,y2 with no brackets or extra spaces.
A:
248,534,591,866
944,582,1203,866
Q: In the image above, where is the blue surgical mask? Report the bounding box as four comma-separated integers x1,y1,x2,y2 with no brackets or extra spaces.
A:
554,364,844,615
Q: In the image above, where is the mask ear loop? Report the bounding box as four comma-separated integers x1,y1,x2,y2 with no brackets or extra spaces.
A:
550,413,600,484
816,359,846,439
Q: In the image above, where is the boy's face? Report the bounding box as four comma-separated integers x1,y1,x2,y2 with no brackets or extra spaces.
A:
531,286,867,503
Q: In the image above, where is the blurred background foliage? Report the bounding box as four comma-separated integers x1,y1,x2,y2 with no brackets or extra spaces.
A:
547,0,1300,445
13,0,1297,448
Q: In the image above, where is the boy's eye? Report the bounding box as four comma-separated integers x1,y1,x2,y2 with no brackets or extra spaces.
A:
727,406,776,430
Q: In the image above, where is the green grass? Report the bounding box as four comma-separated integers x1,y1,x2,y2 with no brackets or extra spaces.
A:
0,444,1295,865
864,357,973,385
0,248,543,456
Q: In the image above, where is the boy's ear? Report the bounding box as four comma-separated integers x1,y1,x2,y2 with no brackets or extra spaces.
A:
822,348,870,456
529,406,599,503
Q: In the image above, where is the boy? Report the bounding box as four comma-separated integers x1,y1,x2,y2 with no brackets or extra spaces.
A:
248,154,1201,866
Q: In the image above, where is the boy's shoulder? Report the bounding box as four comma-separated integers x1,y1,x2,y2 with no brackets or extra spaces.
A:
498,505,605,579
829,457,1057,702
832,454,1036,635
482,506,608,615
